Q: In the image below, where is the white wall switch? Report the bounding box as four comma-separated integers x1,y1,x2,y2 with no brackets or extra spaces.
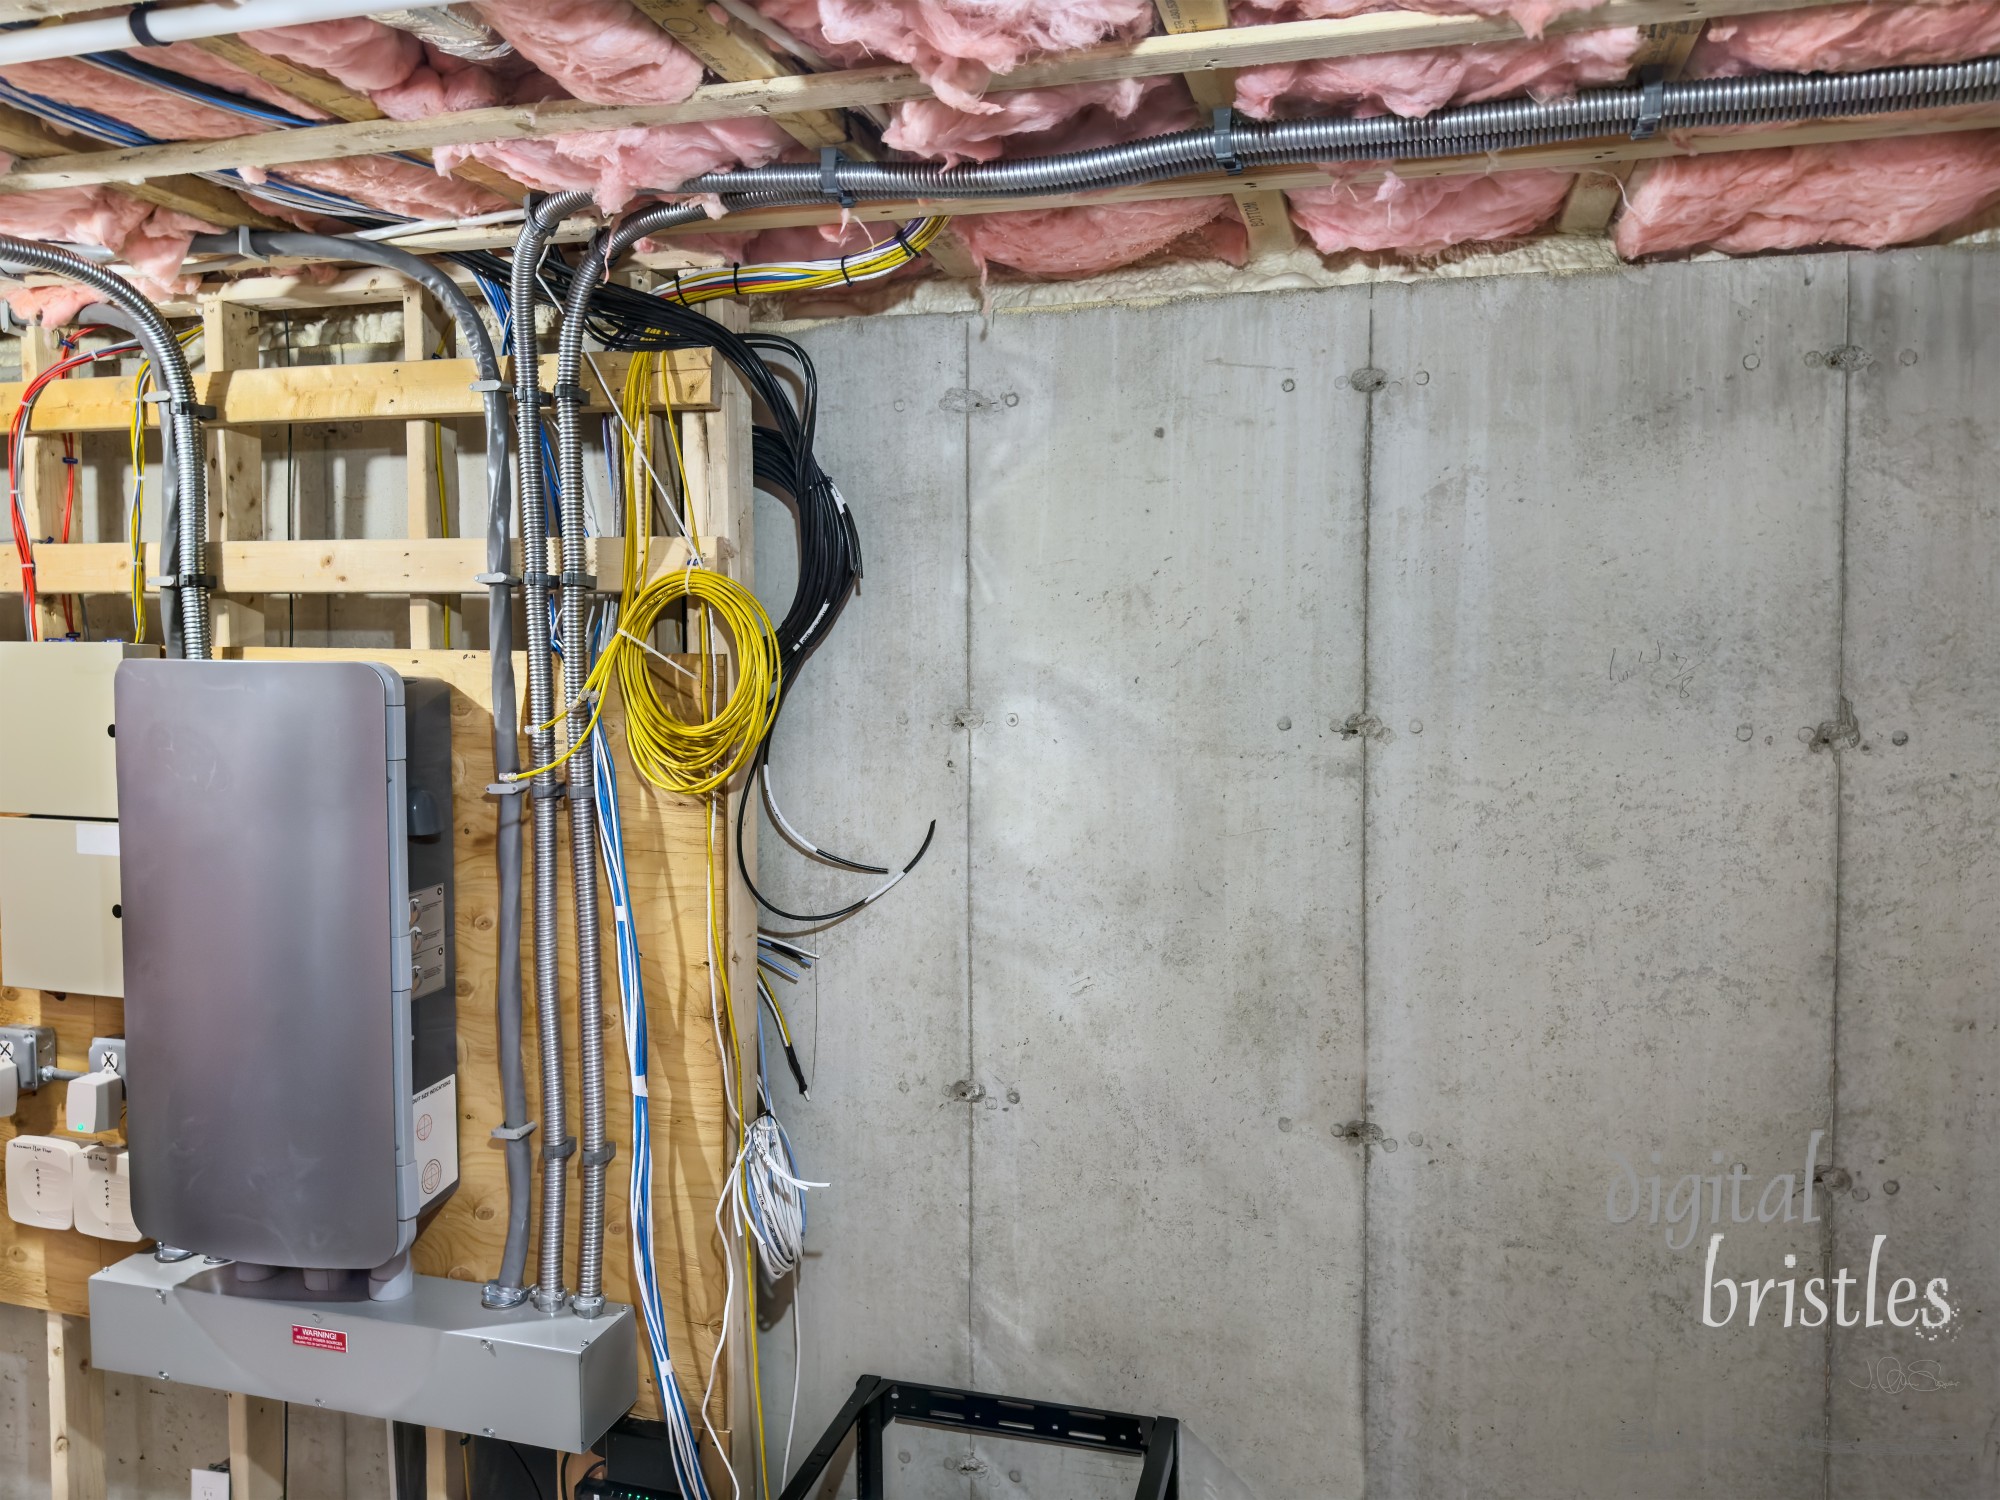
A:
5,1135,82,1229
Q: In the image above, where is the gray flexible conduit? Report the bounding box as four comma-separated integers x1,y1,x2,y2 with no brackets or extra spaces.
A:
553,200,708,1317
513,189,595,1315
0,236,210,657
185,229,539,1307
677,56,2000,203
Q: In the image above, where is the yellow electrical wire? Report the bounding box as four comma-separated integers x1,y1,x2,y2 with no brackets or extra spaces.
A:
658,217,950,307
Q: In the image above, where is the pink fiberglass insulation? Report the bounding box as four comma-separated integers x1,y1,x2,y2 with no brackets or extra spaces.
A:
470,0,703,104
1236,28,1640,118
1287,168,1574,252
886,76,1196,164
954,197,1248,278
749,0,1157,110
436,115,793,211
1231,0,1605,41
1689,1,2000,77
1612,132,2000,257
0,56,503,221
237,16,524,118
0,187,216,323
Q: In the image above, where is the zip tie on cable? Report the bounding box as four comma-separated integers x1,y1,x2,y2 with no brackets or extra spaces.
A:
558,570,597,590
581,1141,617,1167
490,1119,538,1141
140,391,217,419
544,1133,577,1164
553,382,592,407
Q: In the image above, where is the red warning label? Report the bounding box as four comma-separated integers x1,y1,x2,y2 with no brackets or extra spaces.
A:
291,1325,348,1354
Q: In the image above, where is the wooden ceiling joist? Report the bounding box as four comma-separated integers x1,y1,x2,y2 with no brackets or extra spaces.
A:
0,0,1874,195
627,0,854,149
1155,0,1300,259
1555,18,1709,234
0,99,280,230
185,35,531,205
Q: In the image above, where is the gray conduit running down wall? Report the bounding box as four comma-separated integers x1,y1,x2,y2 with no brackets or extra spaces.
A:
550,200,708,1317
0,236,210,657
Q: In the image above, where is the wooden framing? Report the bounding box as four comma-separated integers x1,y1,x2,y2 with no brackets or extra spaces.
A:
0,0,1879,192
1154,0,1300,259
0,99,277,229
1555,18,1710,235
0,350,713,434
0,297,755,1484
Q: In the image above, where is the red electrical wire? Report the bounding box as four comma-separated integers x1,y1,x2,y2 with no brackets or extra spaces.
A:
6,329,131,640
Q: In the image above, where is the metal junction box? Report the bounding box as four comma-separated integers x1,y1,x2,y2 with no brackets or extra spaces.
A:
90,1254,638,1453
113,659,456,1284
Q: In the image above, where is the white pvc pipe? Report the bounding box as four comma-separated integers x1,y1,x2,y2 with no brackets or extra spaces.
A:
0,0,410,67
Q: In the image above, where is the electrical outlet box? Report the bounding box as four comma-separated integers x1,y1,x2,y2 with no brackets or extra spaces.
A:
6,1135,82,1230
0,1026,57,1096
0,642,158,818
74,1146,140,1242
0,817,124,996
189,1470,229,1500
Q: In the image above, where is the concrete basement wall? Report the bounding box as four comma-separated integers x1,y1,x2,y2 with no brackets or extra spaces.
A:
751,247,2000,1500
2,247,1995,1499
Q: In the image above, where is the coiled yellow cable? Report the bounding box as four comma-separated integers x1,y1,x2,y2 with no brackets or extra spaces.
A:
509,350,781,795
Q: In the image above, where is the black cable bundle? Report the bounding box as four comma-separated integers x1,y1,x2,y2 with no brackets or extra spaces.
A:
452,248,932,924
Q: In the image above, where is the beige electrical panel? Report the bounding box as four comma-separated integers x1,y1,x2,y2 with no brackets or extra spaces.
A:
0,817,123,997
0,642,158,818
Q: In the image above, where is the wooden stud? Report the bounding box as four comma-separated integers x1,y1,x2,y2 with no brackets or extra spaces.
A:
202,299,267,650
1556,19,1710,235
0,350,715,434
226,1394,284,1500
47,1312,105,1500
403,287,456,650
0,0,1875,190
1154,0,1300,257
425,1429,464,1500
18,327,68,640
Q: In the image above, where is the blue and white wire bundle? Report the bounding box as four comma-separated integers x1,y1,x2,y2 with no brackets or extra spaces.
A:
593,706,712,1500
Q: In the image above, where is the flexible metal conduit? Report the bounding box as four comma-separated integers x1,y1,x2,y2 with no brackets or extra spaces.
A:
513,189,596,1315
0,236,210,657
552,201,708,1318
677,56,2000,202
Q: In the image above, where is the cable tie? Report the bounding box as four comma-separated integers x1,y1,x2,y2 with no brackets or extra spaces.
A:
668,269,690,306
552,382,592,407
1632,66,1667,139
731,262,743,297
145,571,216,590
557,570,597,590
60,454,77,465
531,780,568,802
490,1119,538,1141
127,3,166,47
1211,107,1244,176
819,146,855,208
472,570,518,587
631,1075,648,1098
838,253,854,286
580,1141,617,1167
544,1134,577,1163
521,570,558,592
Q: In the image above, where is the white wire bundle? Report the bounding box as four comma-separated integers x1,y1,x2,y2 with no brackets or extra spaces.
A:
593,712,713,1500
727,1111,823,1281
